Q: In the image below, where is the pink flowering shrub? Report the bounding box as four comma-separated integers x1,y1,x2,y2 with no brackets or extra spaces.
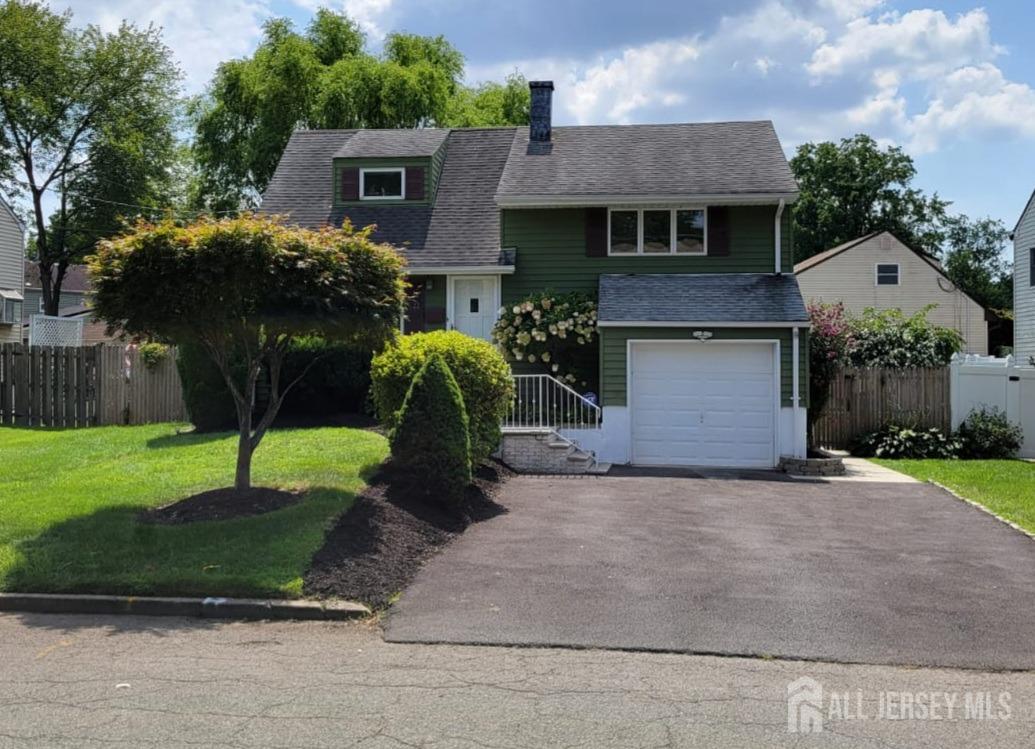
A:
808,302,853,443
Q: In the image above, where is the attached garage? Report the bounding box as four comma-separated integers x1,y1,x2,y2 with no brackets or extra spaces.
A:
589,273,812,468
630,341,778,468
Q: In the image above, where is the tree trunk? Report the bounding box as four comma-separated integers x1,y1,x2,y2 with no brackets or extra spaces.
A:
235,431,253,492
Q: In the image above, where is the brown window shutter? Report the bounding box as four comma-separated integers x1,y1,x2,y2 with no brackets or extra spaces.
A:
707,206,730,256
341,167,359,201
585,207,608,257
405,167,425,200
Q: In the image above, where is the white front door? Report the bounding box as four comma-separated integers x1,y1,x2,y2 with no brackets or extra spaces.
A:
451,276,498,340
630,341,778,468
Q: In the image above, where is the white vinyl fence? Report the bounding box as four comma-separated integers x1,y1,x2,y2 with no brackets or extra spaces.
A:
950,355,1035,458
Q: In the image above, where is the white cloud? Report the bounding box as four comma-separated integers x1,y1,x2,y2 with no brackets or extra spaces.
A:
907,64,1035,153
474,2,1035,157
54,0,270,93
293,0,394,39
566,41,699,124
807,9,1000,80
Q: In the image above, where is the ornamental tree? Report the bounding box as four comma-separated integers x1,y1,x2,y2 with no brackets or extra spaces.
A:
492,291,598,388
88,215,406,491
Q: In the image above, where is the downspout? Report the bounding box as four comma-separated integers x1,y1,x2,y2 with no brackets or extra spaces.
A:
774,199,786,274
792,326,802,457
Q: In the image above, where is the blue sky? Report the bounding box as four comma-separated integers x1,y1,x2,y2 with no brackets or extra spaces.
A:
59,0,1035,240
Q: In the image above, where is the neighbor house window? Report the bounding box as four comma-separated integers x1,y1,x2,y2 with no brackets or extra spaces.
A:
1030,248,1034,287
608,208,707,255
360,168,404,200
876,263,900,285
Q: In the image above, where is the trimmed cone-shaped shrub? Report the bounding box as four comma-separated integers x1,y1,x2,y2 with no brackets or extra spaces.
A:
390,354,472,507
371,331,513,464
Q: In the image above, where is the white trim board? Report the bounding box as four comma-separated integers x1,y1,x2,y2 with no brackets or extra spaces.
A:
597,320,809,328
407,266,515,275
495,192,799,208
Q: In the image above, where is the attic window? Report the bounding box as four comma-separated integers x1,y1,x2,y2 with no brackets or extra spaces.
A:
875,263,899,286
360,168,404,200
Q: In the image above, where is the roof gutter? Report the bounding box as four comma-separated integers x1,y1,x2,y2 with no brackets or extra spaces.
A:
774,198,785,275
596,320,810,329
494,192,799,209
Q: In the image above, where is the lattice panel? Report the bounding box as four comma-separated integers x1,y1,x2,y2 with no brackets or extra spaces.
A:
28,314,84,347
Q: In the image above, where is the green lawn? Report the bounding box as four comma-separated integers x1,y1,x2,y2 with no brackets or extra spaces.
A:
0,424,387,598
872,459,1035,534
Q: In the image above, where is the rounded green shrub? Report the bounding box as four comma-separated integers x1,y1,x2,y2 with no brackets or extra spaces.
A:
957,407,1023,459
371,330,514,464
390,354,472,506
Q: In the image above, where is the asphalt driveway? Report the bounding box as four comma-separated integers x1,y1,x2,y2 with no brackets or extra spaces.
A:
385,469,1035,670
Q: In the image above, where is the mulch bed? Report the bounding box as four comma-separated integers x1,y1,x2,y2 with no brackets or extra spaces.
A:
140,487,306,525
303,461,513,609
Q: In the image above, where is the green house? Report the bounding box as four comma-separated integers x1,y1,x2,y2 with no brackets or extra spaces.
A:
262,82,809,469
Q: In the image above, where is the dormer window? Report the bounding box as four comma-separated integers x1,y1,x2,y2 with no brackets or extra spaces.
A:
360,168,405,200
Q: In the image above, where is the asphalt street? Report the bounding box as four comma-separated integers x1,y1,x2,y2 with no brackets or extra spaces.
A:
0,612,1032,748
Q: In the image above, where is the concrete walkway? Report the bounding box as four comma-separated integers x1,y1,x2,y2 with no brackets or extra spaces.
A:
387,472,1035,670
789,454,920,483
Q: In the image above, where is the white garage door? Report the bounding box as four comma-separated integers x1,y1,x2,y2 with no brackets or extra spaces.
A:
630,342,777,468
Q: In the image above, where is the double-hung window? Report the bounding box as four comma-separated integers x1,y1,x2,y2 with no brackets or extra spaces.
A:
360,168,405,200
608,208,706,255
875,263,900,286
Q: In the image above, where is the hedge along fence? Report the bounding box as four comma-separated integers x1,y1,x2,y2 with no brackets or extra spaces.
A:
811,367,951,449
0,343,187,427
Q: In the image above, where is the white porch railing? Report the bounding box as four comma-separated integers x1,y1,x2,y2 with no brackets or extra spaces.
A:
503,374,601,431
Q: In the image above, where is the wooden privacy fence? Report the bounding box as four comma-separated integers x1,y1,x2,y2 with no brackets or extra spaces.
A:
0,343,187,427
811,367,951,449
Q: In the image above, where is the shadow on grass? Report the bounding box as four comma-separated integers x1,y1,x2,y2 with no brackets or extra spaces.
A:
146,429,234,450
3,471,382,631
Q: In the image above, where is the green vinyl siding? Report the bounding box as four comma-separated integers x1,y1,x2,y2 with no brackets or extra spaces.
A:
599,326,808,408
501,205,788,302
333,155,440,205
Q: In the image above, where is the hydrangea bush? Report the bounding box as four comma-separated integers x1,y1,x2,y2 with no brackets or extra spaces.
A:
492,291,598,388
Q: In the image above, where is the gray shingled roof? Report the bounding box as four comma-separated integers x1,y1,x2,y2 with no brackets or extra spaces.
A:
260,128,518,269
496,122,798,203
334,128,449,158
598,274,809,324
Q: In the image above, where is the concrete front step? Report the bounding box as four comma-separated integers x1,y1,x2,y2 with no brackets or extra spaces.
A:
500,430,603,475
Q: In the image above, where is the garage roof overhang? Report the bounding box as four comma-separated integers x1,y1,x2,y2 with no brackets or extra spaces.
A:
597,273,810,327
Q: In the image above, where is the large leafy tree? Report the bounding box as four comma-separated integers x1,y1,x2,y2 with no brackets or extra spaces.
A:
192,9,529,211
89,215,406,491
940,214,1013,311
0,0,181,314
790,134,949,261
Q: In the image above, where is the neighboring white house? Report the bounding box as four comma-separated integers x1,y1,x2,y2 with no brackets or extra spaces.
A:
0,197,26,345
794,231,989,355
1013,188,1035,366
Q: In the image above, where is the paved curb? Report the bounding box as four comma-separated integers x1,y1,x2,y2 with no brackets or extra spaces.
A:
0,593,370,621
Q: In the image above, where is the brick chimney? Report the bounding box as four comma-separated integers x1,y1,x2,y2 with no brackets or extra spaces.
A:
529,81,554,142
